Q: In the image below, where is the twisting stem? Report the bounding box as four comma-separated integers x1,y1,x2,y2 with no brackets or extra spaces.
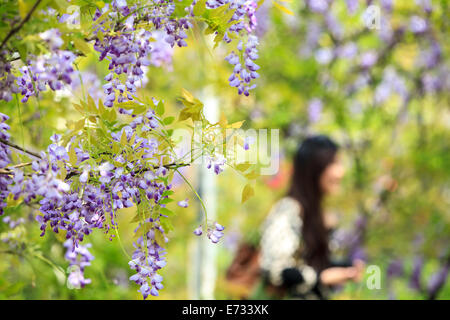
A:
0,0,43,50
175,168,209,229
0,138,42,159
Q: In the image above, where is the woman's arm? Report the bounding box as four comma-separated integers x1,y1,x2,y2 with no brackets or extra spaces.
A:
320,260,365,285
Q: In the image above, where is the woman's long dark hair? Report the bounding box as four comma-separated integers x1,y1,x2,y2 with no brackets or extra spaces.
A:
288,135,339,271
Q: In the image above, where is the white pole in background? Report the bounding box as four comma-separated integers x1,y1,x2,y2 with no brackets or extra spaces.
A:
188,87,219,299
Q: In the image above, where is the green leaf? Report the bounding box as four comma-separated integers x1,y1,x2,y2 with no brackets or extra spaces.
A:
52,0,69,12
97,30,104,42
193,0,206,16
177,94,204,122
68,144,78,166
154,229,166,248
105,109,117,122
16,43,28,62
229,120,245,128
116,101,136,109
242,183,254,203
160,207,174,216
204,26,215,35
74,118,85,131
18,0,31,19
219,112,228,128
98,99,106,116
120,129,127,146
155,100,165,116
73,103,85,114
162,190,174,197
163,116,175,125
130,213,143,223
73,38,91,55
181,88,195,103
210,2,231,18
219,7,235,25
160,216,174,232
172,0,192,17
245,170,259,180
159,198,174,205
87,95,97,114
236,162,251,172
273,2,293,15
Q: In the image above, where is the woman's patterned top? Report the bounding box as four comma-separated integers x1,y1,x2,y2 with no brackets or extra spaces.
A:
259,196,328,299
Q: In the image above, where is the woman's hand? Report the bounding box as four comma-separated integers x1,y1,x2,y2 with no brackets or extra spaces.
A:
351,259,365,282
320,260,365,286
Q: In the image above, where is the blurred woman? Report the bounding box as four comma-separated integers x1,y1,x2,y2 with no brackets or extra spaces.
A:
259,135,364,299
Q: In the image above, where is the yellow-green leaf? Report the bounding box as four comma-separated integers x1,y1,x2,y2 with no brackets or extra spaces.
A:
97,30,104,42
87,95,97,114
105,109,117,122
163,116,175,125
242,184,254,203
229,120,245,129
155,100,165,116
7,193,23,207
120,130,127,146
154,229,166,248
18,0,31,19
236,162,251,172
273,2,293,15
73,103,85,114
74,118,85,131
245,170,259,180
193,0,206,16
219,112,228,128
181,88,195,103
68,145,77,166
73,38,91,55
130,213,141,223
98,99,106,116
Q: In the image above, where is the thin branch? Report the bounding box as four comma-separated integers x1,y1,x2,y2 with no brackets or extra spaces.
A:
0,0,43,50
0,162,33,175
64,162,190,180
0,161,191,179
0,138,42,159
7,162,32,169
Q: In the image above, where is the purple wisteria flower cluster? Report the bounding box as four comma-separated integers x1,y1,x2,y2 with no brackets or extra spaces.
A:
148,31,175,69
206,154,226,175
307,98,323,124
16,29,77,103
1,216,26,247
214,0,260,96
129,221,167,298
94,29,152,106
226,35,260,96
193,221,225,244
0,113,12,216
330,214,368,262
0,0,266,299
0,53,19,102
384,254,449,300
297,0,449,110
0,102,200,299
92,0,187,107
64,240,95,289
0,0,262,104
